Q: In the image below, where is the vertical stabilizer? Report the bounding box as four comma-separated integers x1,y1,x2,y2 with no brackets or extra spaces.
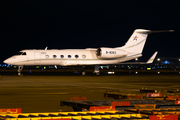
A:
118,29,151,54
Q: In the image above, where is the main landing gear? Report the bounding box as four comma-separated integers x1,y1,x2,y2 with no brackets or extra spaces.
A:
81,65,100,76
81,66,86,76
17,66,23,76
94,65,100,76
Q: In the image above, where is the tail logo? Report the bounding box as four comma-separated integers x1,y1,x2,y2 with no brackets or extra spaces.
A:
133,35,138,41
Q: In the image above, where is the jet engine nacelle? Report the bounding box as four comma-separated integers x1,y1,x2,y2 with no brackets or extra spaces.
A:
96,48,127,59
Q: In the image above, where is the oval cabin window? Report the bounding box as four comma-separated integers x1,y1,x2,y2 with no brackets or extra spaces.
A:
75,55,79,58
53,55,57,58
45,55,49,59
82,54,86,58
60,55,64,58
68,55,71,58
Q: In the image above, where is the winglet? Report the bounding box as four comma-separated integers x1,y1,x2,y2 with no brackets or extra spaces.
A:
146,51,158,64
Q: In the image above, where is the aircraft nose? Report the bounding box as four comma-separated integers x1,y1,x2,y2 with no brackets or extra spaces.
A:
3,58,14,65
3,59,9,64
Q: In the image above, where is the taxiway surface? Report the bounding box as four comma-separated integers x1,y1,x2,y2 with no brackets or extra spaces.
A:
0,75,180,113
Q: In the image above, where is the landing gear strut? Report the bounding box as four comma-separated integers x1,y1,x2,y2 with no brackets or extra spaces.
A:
80,66,100,76
54,65,57,69
94,65,100,76
17,66,23,76
81,66,86,76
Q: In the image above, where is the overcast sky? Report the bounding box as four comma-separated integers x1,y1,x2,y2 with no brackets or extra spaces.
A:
1,1,179,63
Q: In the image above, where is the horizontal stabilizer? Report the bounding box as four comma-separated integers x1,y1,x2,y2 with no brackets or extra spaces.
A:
136,29,174,34
148,30,174,34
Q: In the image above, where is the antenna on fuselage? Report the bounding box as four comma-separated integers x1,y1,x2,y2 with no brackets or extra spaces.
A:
45,46,48,50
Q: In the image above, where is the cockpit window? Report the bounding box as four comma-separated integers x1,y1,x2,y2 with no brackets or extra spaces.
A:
15,52,23,55
22,52,26,55
15,52,26,55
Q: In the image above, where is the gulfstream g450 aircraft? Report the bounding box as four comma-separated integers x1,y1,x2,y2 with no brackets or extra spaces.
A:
4,29,173,75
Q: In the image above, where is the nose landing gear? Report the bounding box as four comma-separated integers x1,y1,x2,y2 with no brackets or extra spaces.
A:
17,66,23,76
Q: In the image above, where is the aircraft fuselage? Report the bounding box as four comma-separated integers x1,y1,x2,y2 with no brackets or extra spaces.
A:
5,49,142,66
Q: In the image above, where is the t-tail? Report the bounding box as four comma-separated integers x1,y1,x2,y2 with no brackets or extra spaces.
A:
117,29,150,55
117,29,174,55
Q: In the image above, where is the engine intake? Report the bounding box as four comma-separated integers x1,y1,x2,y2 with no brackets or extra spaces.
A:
96,48,127,59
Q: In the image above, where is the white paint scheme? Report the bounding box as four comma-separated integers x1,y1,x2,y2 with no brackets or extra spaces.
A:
4,29,151,66
4,49,142,66
6,28,173,75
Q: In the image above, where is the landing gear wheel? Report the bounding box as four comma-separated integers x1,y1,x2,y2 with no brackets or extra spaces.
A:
82,71,86,76
96,72,100,76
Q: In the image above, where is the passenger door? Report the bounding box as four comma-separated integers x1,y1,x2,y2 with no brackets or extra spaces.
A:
34,52,41,64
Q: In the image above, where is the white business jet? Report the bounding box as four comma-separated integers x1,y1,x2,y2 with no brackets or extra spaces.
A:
3,29,173,75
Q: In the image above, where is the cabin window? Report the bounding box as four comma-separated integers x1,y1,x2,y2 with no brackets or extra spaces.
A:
82,54,86,58
45,55,49,59
68,55,71,58
75,55,79,58
60,55,64,58
53,55,57,58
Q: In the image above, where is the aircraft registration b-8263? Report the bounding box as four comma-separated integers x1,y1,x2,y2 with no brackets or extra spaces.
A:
4,29,174,75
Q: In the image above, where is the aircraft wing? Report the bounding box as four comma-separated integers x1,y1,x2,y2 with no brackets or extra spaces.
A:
119,51,158,64
146,51,158,64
